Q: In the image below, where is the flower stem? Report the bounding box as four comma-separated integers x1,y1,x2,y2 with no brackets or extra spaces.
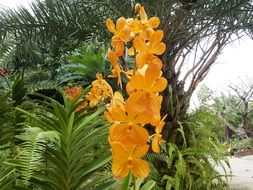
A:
133,47,137,75
132,175,136,190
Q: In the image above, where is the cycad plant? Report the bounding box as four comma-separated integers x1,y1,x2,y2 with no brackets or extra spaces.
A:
57,44,110,86
5,91,115,190
0,0,113,73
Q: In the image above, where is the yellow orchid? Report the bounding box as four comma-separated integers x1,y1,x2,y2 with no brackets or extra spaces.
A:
104,101,150,126
108,123,149,146
133,30,166,68
106,91,125,112
86,74,113,107
126,91,162,125
152,134,163,153
151,115,167,153
103,3,168,180
64,86,82,100
135,3,142,13
106,17,133,56
107,49,123,88
126,62,167,95
111,142,149,178
136,5,160,40
105,92,150,145
126,63,167,125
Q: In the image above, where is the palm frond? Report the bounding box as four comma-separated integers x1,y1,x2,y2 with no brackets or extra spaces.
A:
0,0,114,44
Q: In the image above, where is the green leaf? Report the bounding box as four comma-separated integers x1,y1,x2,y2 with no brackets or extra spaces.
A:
120,172,131,190
140,180,156,190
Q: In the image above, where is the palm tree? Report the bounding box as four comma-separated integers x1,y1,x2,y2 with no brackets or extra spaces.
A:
0,0,115,73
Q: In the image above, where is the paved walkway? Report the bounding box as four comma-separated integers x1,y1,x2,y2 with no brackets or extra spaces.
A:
218,156,253,190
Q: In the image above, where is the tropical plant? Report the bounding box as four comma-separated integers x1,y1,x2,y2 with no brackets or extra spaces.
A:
143,111,230,190
0,74,28,148
0,0,113,74
57,44,110,86
0,74,29,190
4,90,114,190
1,0,253,189
189,109,224,141
231,137,253,152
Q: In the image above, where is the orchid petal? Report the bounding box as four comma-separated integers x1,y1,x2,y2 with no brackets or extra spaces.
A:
116,17,126,31
153,43,166,55
136,52,149,68
106,18,115,33
131,159,149,178
151,77,168,92
148,17,160,28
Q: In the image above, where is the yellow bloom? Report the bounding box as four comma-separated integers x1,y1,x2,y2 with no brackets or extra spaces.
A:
64,86,82,100
152,134,162,153
104,101,150,126
86,74,113,107
108,123,149,146
151,115,167,153
126,63,167,125
133,30,166,68
136,5,160,40
135,3,142,13
105,91,150,145
107,49,123,88
106,17,132,56
111,142,149,178
126,92,162,125
106,91,125,112
126,18,142,35
126,63,167,93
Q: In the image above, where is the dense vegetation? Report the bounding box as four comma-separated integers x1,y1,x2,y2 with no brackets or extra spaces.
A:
1,0,253,189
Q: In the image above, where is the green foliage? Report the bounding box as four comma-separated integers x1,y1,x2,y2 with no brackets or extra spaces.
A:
0,42,16,69
189,109,224,141
4,92,114,189
197,84,214,107
0,74,29,189
0,91,13,148
0,150,16,190
12,74,27,107
0,0,114,74
144,113,230,190
25,69,54,86
231,137,253,151
6,127,60,187
0,74,27,148
57,44,110,86
213,94,242,127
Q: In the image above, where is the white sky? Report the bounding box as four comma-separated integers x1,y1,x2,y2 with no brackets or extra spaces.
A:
1,0,253,102
0,0,32,9
203,36,253,91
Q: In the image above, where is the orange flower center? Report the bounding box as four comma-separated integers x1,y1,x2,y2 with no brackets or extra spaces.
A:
127,124,133,133
127,157,133,168
145,91,153,99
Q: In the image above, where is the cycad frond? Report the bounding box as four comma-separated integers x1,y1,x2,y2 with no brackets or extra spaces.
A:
0,0,112,44
0,42,16,68
57,44,109,86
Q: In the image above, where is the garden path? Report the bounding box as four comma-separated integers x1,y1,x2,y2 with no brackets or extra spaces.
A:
218,155,253,190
